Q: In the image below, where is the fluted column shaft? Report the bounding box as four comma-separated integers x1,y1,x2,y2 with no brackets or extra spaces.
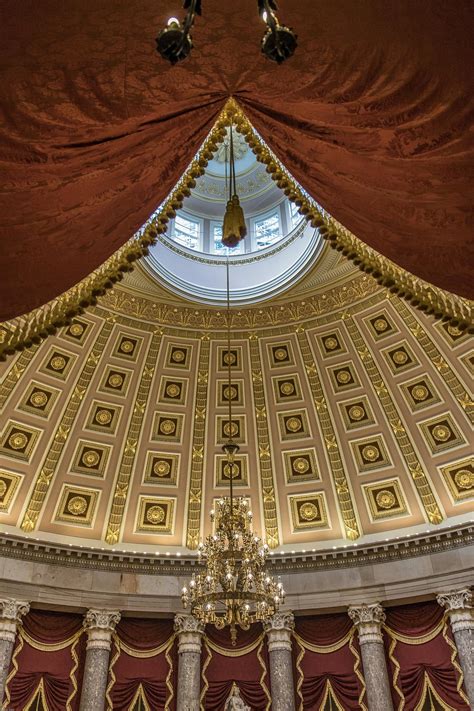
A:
0,599,30,705
263,612,296,711
349,603,394,711
174,614,205,711
79,609,121,711
437,588,474,707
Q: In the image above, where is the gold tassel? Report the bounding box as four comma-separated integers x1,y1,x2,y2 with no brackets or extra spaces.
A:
222,194,247,248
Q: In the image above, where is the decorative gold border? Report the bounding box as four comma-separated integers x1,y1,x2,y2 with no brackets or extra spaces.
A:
399,374,441,412
152,412,184,444
327,360,361,393
21,321,113,532
316,328,347,358
362,478,408,522
440,457,474,502
135,495,175,534
351,434,392,473
272,374,303,403
98,365,133,397
277,408,311,442
338,395,375,431
282,448,319,485
214,453,249,488
17,380,60,418
158,376,188,405
55,484,100,527
71,439,112,478
143,451,180,487
0,420,41,462
1,97,472,359
85,400,122,436
349,630,368,710
289,492,329,531
382,340,418,375
419,412,466,454
0,470,23,512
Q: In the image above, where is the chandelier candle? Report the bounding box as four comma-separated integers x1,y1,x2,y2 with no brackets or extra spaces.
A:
181,260,285,645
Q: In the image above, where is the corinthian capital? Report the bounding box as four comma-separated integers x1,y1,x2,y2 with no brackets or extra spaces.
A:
0,599,30,643
437,589,474,633
174,613,205,636
0,599,30,622
263,611,295,633
348,603,385,645
437,588,473,612
83,609,121,650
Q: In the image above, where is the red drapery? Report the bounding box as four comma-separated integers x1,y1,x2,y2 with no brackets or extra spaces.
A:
384,601,469,710
201,624,271,711
4,609,85,711
106,618,176,711
0,0,473,319
294,614,366,711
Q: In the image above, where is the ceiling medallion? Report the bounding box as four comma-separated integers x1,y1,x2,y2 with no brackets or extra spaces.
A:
156,1,297,66
182,260,285,644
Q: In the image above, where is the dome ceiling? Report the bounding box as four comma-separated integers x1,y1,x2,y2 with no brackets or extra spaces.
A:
0,261,472,555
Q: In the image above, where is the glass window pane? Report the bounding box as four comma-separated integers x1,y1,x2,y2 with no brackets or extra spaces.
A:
290,201,302,228
173,215,200,251
254,213,280,249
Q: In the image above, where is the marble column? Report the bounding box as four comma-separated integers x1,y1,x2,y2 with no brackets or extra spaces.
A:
0,599,30,705
437,588,474,707
174,613,205,711
348,603,394,711
79,608,121,711
263,611,296,711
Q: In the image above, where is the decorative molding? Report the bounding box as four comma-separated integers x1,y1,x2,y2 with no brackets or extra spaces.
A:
437,589,474,633
348,603,385,645
263,611,295,653
0,599,30,644
83,609,121,650
174,613,205,654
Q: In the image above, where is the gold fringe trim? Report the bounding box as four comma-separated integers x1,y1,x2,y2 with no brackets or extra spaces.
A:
384,619,444,645
257,638,272,711
205,633,264,657
349,630,368,711
1,98,472,359
388,635,405,711
20,627,81,652
200,640,211,709
414,672,459,711
320,680,346,711
129,683,152,711
442,616,470,705
66,635,80,711
164,635,175,711
105,633,120,711
118,636,172,659
23,678,48,711
295,635,305,711
294,629,352,654
4,630,23,708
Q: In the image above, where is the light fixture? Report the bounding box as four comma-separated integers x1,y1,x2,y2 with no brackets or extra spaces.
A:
181,260,285,645
156,0,201,65
156,1,297,65
259,0,297,64
222,122,247,249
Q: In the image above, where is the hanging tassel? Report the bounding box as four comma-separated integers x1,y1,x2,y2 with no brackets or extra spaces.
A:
222,194,247,248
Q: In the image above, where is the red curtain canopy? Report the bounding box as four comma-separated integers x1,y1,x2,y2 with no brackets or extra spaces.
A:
0,0,473,319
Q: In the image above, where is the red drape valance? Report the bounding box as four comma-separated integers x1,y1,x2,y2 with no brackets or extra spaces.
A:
384,601,469,710
0,0,473,320
107,618,176,711
294,614,366,710
202,624,271,711
5,610,85,711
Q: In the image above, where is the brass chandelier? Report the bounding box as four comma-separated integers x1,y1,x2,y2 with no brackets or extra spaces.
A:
181,259,285,645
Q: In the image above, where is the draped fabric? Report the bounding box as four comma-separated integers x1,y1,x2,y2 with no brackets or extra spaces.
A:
0,0,473,319
201,624,271,710
4,610,85,711
294,614,366,711
384,601,469,710
106,618,176,711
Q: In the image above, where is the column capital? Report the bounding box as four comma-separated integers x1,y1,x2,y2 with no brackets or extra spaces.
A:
83,609,121,650
437,588,474,633
174,613,205,654
0,599,30,643
263,611,294,652
348,602,385,645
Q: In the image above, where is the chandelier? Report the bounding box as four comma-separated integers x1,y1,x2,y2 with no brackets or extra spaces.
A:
181,259,285,645
156,1,297,65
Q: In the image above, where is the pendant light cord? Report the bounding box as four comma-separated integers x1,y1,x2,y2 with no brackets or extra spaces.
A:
229,121,237,198
226,256,234,516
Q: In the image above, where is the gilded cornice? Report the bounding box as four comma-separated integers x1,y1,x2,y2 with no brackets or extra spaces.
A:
0,525,471,575
1,98,472,359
